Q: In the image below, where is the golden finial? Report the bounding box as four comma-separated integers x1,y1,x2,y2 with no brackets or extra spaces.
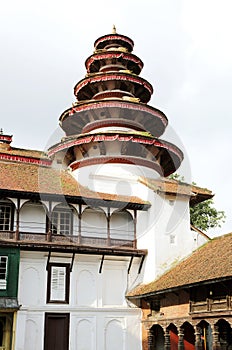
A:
112,25,117,34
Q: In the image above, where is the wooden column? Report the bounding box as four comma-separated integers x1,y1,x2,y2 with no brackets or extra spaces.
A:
212,325,221,350
148,328,154,350
178,327,184,350
194,326,203,350
220,328,228,350
164,328,171,350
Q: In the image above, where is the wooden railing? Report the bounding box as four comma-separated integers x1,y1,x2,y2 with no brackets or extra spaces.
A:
190,296,232,313
0,230,135,248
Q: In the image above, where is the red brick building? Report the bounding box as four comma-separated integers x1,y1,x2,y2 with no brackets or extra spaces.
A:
128,233,232,349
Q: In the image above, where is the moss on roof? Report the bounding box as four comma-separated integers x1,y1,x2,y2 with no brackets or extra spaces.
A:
139,177,213,205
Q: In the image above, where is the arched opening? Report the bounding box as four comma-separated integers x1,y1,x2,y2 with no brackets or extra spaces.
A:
19,200,47,234
167,323,178,350
216,318,232,348
197,320,212,350
181,321,195,350
81,207,107,245
110,210,134,245
151,324,164,350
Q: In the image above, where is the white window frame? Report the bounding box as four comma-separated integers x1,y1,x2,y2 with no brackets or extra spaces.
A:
0,202,13,231
51,206,73,235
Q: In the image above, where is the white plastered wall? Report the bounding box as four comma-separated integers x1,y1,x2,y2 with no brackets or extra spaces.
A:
15,251,142,350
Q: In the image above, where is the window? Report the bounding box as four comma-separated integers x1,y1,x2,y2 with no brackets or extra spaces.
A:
0,201,14,231
170,234,176,244
0,256,8,290
47,263,70,303
51,205,73,235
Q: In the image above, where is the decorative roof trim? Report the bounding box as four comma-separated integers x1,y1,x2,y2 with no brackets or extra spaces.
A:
94,34,134,49
0,134,12,143
85,52,143,72
64,100,167,125
48,133,183,161
0,153,51,166
74,73,153,99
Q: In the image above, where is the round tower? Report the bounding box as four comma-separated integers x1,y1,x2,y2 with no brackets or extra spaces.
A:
48,27,183,194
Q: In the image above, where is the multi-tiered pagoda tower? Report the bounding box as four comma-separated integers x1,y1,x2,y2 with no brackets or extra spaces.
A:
48,27,183,190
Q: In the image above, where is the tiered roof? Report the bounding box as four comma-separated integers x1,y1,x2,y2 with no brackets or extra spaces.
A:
48,28,184,178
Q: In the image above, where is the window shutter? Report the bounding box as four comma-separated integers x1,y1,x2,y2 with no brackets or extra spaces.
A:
0,256,8,290
50,266,66,301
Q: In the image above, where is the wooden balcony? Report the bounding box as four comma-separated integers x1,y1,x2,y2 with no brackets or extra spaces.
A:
190,296,232,314
0,230,135,249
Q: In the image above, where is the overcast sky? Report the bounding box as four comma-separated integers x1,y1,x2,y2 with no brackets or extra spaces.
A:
1,0,231,237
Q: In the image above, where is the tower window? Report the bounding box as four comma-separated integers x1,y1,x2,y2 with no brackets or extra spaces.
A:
170,235,176,244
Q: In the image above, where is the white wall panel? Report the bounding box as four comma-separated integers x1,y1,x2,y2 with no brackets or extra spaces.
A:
76,269,96,307
102,264,126,306
75,318,95,350
104,318,125,350
19,266,41,306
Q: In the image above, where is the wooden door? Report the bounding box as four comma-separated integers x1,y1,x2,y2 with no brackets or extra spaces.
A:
44,313,69,350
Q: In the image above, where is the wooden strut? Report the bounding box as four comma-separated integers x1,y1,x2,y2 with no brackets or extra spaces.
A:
99,255,105,273
70,253,75,272
127,256,134,274
46,250,51,271
138,255,145,274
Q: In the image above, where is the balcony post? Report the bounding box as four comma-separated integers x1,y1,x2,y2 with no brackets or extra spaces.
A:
107,207,110,246
78,203,82,244
15,198,20,240
47,201,52,242
133,209,137,248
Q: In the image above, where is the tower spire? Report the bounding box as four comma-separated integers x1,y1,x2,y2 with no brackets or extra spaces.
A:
112,25,117,34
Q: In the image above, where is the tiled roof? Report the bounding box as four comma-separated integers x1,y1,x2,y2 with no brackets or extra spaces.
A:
139,177,213,205
0,146,48,159
0,161,147,206
127,232,232,298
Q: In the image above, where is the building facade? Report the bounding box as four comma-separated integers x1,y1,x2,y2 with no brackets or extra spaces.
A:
0,28,213,349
